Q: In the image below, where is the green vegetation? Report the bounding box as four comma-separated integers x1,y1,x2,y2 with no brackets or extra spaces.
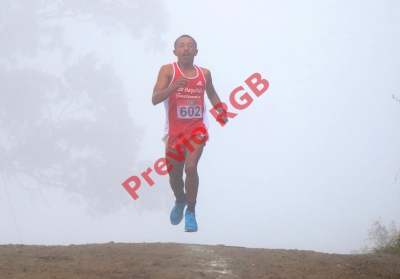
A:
368,220,400,255
371,235,400,255
356,90,400,255
352,218,400,255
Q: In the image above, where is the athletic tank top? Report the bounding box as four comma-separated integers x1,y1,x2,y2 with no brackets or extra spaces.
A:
164,62,209,136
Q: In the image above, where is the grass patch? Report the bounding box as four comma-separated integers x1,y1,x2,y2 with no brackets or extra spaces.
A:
372,235,400,255
352,218,399,255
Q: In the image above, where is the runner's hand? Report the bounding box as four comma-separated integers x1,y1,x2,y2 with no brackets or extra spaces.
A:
216,108,228,124
172,77,189,90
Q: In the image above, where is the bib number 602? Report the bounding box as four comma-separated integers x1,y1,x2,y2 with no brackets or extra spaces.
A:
177,105,202,119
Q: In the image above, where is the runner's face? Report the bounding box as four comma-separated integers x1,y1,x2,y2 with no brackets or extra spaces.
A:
173,37,198,62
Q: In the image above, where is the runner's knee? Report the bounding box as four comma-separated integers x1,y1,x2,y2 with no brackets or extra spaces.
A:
184,163,198,176
169,171,183,182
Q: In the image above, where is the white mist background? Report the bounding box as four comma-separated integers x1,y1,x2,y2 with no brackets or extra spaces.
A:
1,0,399,254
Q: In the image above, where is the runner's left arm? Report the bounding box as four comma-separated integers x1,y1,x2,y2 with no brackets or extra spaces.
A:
203,69,228,123
203,69,220,106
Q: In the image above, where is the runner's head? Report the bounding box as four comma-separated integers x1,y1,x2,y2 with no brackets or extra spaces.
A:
174,35,197,50
173,35,198,64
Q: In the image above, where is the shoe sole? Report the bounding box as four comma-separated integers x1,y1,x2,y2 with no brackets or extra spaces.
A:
184,228,198,232
170,203,186,225
171,215,184,225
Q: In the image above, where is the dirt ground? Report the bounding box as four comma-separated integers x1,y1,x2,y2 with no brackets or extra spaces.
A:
1,242,399,279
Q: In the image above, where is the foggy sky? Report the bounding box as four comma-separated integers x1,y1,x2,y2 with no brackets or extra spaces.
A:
1,0,399,254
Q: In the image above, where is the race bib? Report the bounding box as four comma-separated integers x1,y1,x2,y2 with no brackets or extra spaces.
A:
177,105,202,119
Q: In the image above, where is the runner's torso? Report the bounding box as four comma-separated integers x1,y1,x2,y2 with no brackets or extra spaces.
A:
164,62,208,135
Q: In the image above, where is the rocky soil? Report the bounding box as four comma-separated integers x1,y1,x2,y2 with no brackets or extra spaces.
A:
1,242,399,278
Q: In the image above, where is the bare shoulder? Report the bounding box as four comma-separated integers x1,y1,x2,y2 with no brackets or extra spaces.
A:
199,67,211,79
160,63,174,75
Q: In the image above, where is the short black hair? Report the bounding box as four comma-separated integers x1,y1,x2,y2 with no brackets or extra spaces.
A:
174,35,197,49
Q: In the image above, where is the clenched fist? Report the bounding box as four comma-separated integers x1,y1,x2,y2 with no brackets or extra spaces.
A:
172,77,189,90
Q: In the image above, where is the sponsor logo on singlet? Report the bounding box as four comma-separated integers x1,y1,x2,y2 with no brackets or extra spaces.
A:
176,93,201,99
176,87,204,94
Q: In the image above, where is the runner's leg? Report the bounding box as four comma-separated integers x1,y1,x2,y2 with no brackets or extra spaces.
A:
165,147,186,203
184,139,205,212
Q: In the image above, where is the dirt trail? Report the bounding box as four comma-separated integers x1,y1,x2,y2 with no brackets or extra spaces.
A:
1,243,399,278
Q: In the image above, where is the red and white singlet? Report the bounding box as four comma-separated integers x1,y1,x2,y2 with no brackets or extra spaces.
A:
163,62,209,145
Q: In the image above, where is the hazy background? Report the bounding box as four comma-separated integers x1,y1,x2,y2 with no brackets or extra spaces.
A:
1,0,399,254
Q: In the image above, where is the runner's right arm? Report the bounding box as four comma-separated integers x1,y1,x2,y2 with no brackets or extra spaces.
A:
152,65,188,105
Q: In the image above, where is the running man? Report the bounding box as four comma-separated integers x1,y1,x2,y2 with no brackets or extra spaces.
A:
152,35,227,232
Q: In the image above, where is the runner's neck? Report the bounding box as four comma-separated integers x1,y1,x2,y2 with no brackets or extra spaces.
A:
177,61,195,74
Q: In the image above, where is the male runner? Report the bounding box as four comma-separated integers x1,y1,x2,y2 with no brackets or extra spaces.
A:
152,35,227,232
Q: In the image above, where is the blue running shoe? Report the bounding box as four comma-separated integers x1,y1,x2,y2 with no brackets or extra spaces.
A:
184,209,198,232
170,200,187,225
